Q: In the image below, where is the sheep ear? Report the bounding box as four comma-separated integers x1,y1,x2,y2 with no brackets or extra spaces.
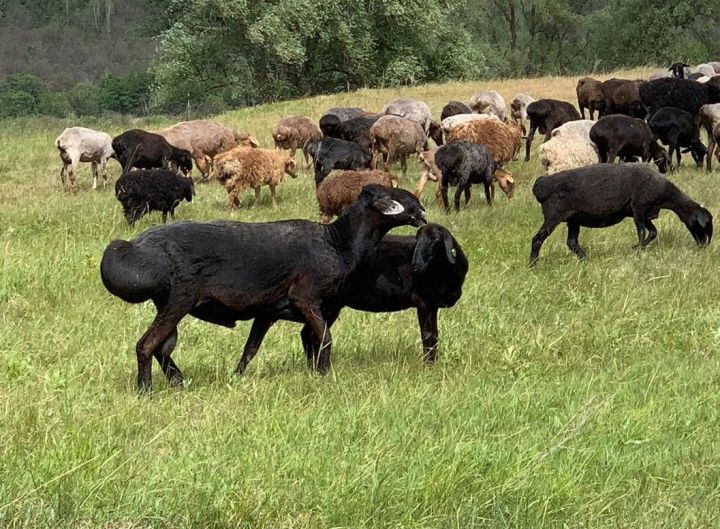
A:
443,231,456,264
372,197,405,215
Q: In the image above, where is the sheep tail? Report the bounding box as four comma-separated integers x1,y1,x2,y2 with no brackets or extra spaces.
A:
100,239,170,304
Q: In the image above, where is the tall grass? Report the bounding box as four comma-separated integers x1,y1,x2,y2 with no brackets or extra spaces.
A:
1,67,720,528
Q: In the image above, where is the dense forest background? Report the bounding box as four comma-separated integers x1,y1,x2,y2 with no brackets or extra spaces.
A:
0,0,718,118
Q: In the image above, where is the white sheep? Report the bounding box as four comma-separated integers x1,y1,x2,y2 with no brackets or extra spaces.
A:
55,127,115,191
550,120,596,141
538,122,599,174
708,62,720,74
468,90,506,121
381,98,433,132
440,113,499,134
699,103,720,170
693,64,717,78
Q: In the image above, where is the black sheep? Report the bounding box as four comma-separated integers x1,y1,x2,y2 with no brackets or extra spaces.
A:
639,78,720,118
435,141,496,212
115,169,194,225
338,114,381,154
529,163,712,266
307,138,372,184
589,115,671,173
300,224,468,364
112,129,193,174
524,99,581,162
648,107,707,168
668,62,689,79
100,184,426,391
440,101,472,121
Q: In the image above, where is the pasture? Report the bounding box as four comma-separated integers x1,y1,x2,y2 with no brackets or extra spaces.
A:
2,68,720,528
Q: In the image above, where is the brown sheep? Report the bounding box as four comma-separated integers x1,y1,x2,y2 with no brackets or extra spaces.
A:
272,116,323,168
369,115,427,177
158,121,258,180
576,77,605,120
212,147,298,208
316,170,398,223
446,119,523,166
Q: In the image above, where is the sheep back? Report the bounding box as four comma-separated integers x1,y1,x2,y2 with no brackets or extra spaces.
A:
446,120,521,166
272,117,323,150
316,170,398,222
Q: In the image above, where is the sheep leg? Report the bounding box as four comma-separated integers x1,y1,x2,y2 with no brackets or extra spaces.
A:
136,308,189,392
464,186,472,205
566,222,585,259
643,219,658,246
414,171,429,198
385,143,395,173
269,185,277,208
253,186,261,207
706,134,715,171
579,105,586,119
301,311,339,368
417,307,439,364
453,184,465,212
235,317,276,375
290,292,332,374
400,155,407,178
529,218,561,267
153,327,184,387
524,124,537,162
68,157,79,192
100,159,108,187
674,145,682,169
60,163,68,189
483,182,492,206
91,162,99,190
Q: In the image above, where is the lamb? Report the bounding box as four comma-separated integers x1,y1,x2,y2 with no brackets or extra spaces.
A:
576,77,605,119
55,126,115,191
468,90,506,121
446,119,523,167
698,104,720,170
441,113,500,134
639,77,720,118
212,147,297,208
529,163,712,266
158,121,258,180
369,115,427,177
648,107,707,169
308,138,372,184
112,129,193,175
510,93,534,135
300,223,468,365
114,169,194,225
436,141,496,212
540,120,600,172
316,170,398,223
524,99,581,162
589,115,671,173
599,78,646,118
440,101,473,121
272,116,323,167
100,185,426,391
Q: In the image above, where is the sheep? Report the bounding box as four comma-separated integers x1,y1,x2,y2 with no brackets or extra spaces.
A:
688,72,706,82
693,64,717,78
698,104,720,170
271,116,323,167
381,97,432,131
325,107,366,122
446,119,523,166
576,77,605,119
639,77,720,119
529,163,712,266
319,108,366,138
468,90,506,121
669,62,689,79
316,170,398,223
510,93,534,135
648,107,707,169
415,148,441,198
100,184,427,391
538,136,599,175
649,71,672,81
300,223,468,364
112,129,193,175
55,126,115,191
158,121,258,180
436,141,496,212
369,115,427,177
589,115,671,173
524,99,581,162
337,114,382,154
599,78,646,118
114,169,194,225
550,119,596,140
212,147,297,208
714,124,720,165
441,113,500,134
440,101,473,121
307,138,372,184
708,62,720,74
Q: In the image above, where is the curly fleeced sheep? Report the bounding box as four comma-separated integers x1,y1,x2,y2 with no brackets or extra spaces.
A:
369,115,428,177
272,116,323,167
316,170,398,223
446,119,522,166
115,169,194,225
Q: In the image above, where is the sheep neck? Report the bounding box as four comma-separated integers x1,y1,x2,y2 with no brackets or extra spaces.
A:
326,207,392,269
662,184,700,221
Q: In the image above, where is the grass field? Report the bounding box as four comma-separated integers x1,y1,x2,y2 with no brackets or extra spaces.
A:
2,67,720,528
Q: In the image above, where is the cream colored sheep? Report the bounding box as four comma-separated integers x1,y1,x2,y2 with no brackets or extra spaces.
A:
55,127,114,191
468,90,506,121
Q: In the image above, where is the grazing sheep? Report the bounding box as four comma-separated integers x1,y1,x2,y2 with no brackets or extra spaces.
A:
693,64,717,78
55,126,115,191
415,148,441,198
529,163,712,266
440,101,473,121
648,107,707,168
639,77,720,119
538,136,599,175
112,129,193,175
468,90,506,121
381,97,433,132
436,141,497,212
698,104,720,170
212,147,298,208
714,124,720,165
319,108,366,138
524,99,581,162
300,223,468,364
369,115,427,177
272,116,323,167
510,93,534,135
100,184,426,390
550,119,595,140
308,138,372,184
114,169,194,225
316,170,398,223
649,71,672,81
576,77,605,119
158,121,258,180
600,78,646,118
446,119,523,166
709,62,720,74
337,113,382,154
441,113,500,134
325,107,366,122
589,115,671,173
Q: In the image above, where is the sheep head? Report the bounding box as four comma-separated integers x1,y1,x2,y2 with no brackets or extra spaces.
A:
493,168,515,199
284,157,298,178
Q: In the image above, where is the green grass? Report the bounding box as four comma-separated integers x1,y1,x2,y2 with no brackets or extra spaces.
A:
2,69,720,528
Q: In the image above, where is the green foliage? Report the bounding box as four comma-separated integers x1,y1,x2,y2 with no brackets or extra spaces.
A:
0,73,49,118
97,72,152,115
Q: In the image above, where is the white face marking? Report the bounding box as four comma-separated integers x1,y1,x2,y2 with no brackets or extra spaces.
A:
379,200,405,215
